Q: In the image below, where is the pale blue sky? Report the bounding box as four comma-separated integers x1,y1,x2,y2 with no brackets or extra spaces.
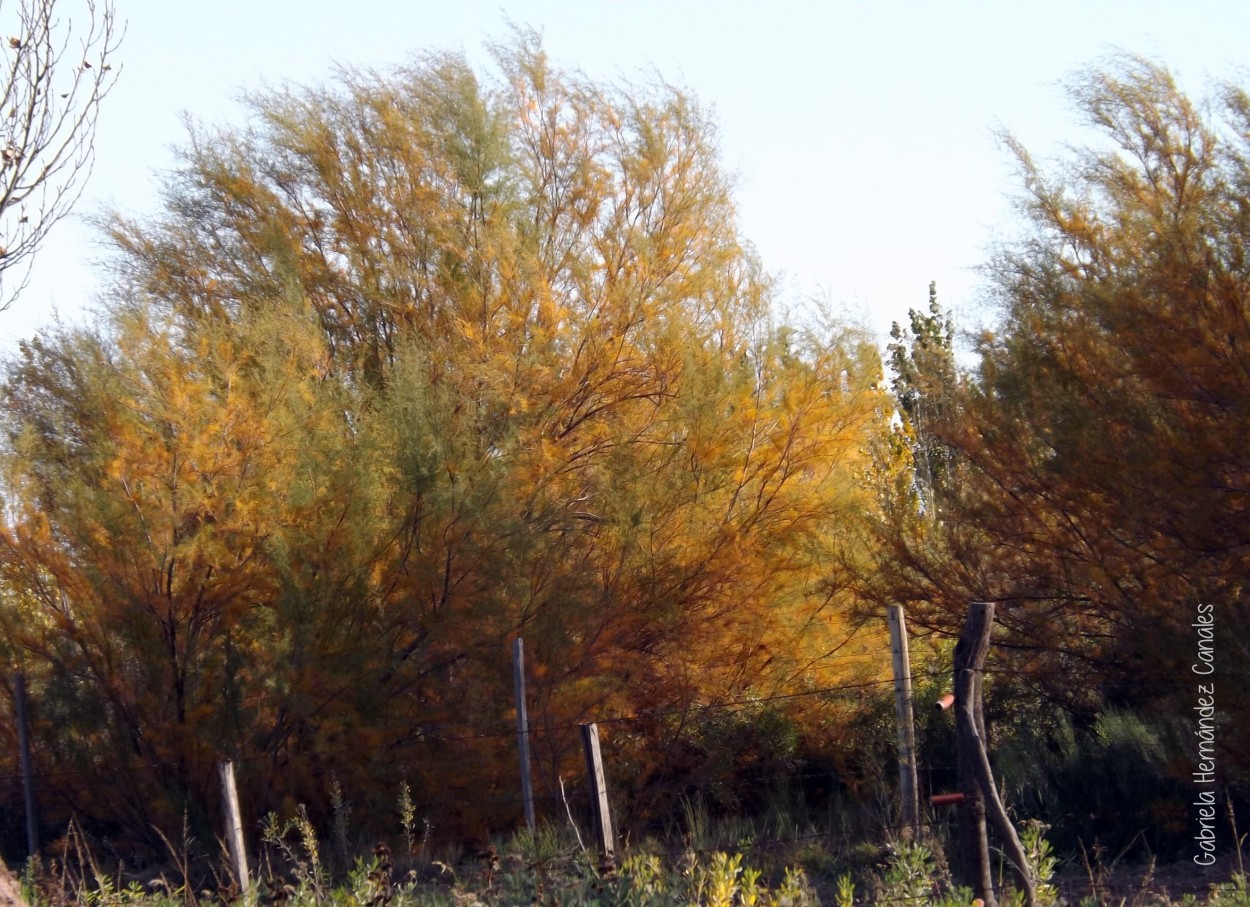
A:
6,1,1250,351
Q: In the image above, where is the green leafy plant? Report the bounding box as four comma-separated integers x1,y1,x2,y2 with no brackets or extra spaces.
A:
875,842,936,906
1209,874,1250,906
834,871,855,907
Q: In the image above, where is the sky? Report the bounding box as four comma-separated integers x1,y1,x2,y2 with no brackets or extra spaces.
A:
4,0,1250,354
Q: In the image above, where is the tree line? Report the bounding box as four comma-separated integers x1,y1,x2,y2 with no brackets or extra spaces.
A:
0,38,1246,858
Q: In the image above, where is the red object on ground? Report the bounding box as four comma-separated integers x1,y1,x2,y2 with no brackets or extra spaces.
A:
929,792,965,806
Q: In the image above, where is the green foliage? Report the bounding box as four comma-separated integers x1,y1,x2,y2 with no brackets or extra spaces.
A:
1021,820,1060,906
614,852,814,907
1209,874,1250,906
997,709,1190,859
833,871,855,907
643,704,803,818
886,281,957,505
18,814,1246,907
874,841,937,906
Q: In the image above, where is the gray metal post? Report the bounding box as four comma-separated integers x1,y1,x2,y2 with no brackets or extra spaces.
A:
15,672,37,858
513,637,536,831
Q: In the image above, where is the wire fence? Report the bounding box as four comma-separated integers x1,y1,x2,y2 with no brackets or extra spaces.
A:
0,659,1054,907
0,668,945,806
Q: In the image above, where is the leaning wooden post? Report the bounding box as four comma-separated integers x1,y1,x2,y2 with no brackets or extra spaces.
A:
953,603,996,906
218,760,250,890
964,603,1035,906
954,602,1036,907
579,723,615,869
887,605,920,840
15,672,38,859
513,638,536,832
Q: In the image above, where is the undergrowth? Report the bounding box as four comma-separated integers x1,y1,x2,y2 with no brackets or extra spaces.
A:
10,794,1247,906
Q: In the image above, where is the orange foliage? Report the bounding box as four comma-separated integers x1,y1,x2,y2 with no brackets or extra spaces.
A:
0,34,891,847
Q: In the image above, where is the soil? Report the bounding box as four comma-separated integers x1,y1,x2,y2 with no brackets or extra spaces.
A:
1053,851,1246,905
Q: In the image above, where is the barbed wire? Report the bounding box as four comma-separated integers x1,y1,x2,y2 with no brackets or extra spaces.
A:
0,664,983,879
399,669,952,746
0,668,960,797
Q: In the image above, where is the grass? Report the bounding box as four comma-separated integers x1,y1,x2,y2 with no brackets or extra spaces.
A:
11,793,1249,906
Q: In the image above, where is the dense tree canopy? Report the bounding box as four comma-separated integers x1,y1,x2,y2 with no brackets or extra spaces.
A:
4,39,1247,864
874,58,1250,767
0,36,889,846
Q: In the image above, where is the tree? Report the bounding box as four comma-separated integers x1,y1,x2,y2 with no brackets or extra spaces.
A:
0,297,376,836
872,57,1250,765
0,0,120,307
0,34,891,847
886,280,957,511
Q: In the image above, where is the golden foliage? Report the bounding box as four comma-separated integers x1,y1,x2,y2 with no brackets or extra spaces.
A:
0,35,890,843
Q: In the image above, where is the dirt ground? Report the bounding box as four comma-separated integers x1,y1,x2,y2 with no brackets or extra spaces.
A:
1053,851,1246,904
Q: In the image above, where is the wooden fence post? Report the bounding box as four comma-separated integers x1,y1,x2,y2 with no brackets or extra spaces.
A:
953,603,996,905
953,602,1036,907
580,723,615,869
15,672,37,859
887,605,920,840
218,760,250,891
513,638,536,832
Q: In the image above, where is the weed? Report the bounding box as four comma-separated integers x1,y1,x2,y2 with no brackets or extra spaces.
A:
1209,874,1250,906
834,871,855,907
261,806,325,896
397,781,417,860
328,776,351,870
1021,819,1060,906
875,841,937,906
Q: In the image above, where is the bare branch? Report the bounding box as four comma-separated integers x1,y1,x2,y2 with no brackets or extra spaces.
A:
0,0,122,310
